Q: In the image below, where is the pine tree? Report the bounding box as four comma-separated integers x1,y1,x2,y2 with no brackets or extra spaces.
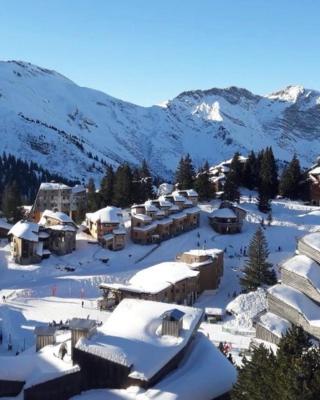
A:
242,150,257,189
194,162,215,200
259,147,278,199
222,170,240,202
175,154,195,189
279,154,302,199
1,181,23,222
229,152,243,187
112,163,133,207
100,164,114,207
87,178,99,212
139,159,154,201
257,190,271,213
231,326,320,400
231,345,278,400
240,227,276,291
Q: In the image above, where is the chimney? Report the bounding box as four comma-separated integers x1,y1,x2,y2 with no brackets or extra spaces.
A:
161,309,185,337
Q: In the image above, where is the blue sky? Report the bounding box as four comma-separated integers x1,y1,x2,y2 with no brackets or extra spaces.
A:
0,0,319,105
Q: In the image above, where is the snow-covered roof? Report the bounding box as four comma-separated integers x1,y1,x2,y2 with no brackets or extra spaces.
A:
268,284,320,327
8,221,39,242
100,262,199,295
132,213,152,222
185,207,200,215
169,204,180,211
157,183,174,196
172,191,187,202
171,213,187,220
132,223,157,232
93,332,236,400
113,227,126,235
300,232,320,252
49,224,77,232
282,254,320,292
185,189,198,197
86,206,122,224
158,196,173,208
71,185,86,194
210,208,237,219
156,218,173,225
103,233,114,241
205,307,225,316
183,248,223,257
39,209,74,225
39,182,70,191
75,299,204,381
309,166,320,175
210,175,226,183
144,200,160,213
258,312,291,338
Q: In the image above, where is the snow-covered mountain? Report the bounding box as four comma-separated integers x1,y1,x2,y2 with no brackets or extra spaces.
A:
0,60,319,181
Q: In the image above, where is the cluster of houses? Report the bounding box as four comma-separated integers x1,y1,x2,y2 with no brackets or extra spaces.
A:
8,210,77,265
130,189,200,244
256,231,320,344
98,248,224,310
207,156,247,195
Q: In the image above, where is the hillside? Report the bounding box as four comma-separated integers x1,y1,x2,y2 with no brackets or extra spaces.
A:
0,60,319,181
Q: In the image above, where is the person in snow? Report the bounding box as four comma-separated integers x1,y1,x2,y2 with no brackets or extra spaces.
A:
81,300,84,308
59,342,67,360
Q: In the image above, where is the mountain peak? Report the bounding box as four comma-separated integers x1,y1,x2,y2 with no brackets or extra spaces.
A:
267,85,305,102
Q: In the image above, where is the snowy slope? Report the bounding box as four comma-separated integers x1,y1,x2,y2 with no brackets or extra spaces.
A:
1,60,320,181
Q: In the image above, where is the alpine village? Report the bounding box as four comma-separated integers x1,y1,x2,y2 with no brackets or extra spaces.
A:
1,3,320,399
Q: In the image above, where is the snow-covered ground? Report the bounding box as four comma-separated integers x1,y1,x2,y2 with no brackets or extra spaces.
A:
0,194,319,397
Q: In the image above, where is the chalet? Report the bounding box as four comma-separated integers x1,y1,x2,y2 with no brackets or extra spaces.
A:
257,231,320,342
209,201,246,234
86,206,126,250
8,221,49,265
73,299,205,389
98,261,199,309
31,182,87,222
177,248,224,291
8,210,77,264
39,210,77,255
130,190,200,245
